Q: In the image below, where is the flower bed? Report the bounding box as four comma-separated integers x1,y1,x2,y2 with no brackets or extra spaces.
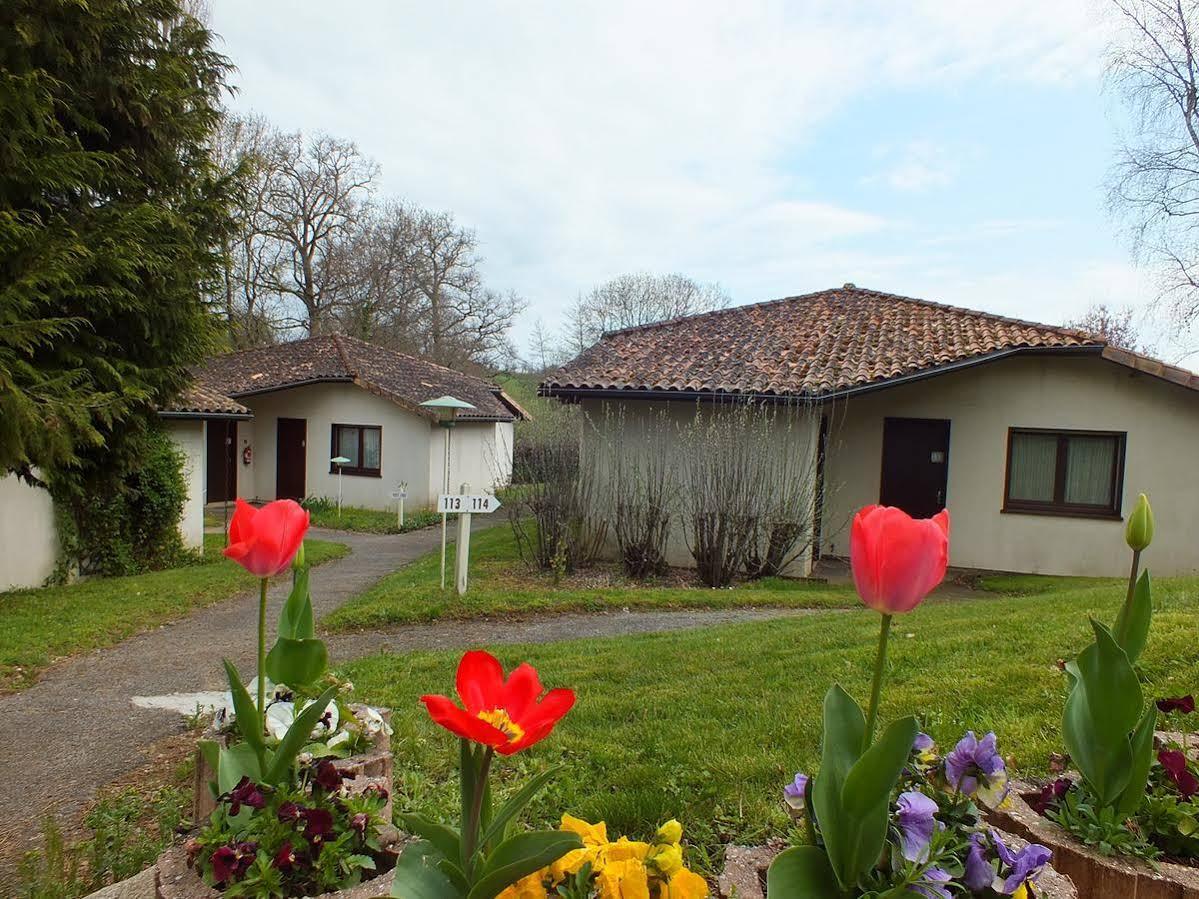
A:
987,784,1199,898
717,833,1080,899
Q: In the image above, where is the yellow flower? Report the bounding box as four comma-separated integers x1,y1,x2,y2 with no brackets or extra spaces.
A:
654,820,683,845
561,814,609,847
605,837,651,863
663,867,709,899
597,857,651,899
650,843,684,876
496,871,549,899
549,846,599,883
1013,885,1031,899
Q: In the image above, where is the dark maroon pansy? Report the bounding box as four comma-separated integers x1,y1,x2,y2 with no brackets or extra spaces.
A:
302,806,335,843
277,801,302,823
1157,695,1196,715
314,759,343,792
1029,777,1072,815
225,776,266,815
273,841,297,870
210,845,238,882
350,812,369,835
1159,749,1199,799
363,781,389,800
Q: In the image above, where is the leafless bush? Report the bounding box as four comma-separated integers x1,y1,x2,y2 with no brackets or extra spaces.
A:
679,401,822,586
507,437,606,573
605,408,676,579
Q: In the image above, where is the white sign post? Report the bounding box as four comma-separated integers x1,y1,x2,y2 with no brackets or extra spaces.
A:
437,486,502,595
390,482,408,530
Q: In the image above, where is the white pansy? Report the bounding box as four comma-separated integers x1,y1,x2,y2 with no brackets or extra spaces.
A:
265,701,295,741
302,697,339,736
354,705,393,738
327,730,352,749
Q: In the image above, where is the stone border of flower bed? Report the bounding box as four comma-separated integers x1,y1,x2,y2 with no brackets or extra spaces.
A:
987,781,1199,898
192,705,394,823
715,832,1080,898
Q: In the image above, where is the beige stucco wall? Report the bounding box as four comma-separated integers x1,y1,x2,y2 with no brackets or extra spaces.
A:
821,354,1199,577
165,419,206,549
235,383,514,511
578,398,822,575
0,473,58,590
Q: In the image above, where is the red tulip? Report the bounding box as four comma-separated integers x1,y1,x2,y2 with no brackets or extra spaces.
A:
421,650,575,755
223,498,310,578
850,505,950,614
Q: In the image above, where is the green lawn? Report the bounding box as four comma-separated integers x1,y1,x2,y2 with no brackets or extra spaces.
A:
303,500,441,535
321,525,861,632
0,535,348,692
340,572,1199,873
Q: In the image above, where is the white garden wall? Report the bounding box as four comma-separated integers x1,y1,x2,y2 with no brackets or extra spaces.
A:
165,418,206,550
0,473,58,590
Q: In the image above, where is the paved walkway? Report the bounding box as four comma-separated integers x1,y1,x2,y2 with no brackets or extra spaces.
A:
0,524,818,882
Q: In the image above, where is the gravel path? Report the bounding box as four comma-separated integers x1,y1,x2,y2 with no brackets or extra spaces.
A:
0,524,821,884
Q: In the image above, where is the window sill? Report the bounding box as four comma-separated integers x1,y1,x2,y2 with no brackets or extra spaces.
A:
1001,506,1123,522
329,469,382,478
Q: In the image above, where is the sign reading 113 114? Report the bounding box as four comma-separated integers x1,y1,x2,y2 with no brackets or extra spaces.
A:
438,494,502,514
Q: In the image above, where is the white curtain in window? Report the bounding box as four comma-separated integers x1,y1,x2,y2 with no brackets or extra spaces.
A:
338,427,360,467
363,428,381,470
1009,433,1057,502
1064,436,1115,506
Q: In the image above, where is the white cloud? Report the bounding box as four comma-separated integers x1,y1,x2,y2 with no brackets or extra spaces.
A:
206,0,1122,345
867,141,963,192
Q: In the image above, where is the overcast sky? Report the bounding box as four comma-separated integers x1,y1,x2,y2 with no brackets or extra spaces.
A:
206,0,1186,359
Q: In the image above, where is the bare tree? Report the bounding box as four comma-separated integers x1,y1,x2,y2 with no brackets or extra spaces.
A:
260,132,379,334
566,273,731,354
525,319,567,372
1107,0,1199,325
1065,302,1155,352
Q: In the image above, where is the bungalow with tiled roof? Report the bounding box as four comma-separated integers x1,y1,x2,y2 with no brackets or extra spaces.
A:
541,284,1199,577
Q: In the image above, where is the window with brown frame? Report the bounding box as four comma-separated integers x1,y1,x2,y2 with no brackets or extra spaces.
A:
1002,428,1125,519
330,424,382,477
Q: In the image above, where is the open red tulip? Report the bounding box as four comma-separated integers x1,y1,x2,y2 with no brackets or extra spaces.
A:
222,498,310,578
851,505,950,614
421,650,575,755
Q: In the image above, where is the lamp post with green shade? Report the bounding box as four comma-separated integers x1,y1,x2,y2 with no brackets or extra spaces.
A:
419,395,476,588
330,455,351,519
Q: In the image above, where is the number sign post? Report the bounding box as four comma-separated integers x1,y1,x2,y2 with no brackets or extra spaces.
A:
438,485,502,595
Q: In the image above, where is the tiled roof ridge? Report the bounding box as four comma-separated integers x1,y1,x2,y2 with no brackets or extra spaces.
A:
330,332,506,390
600,284,1105,345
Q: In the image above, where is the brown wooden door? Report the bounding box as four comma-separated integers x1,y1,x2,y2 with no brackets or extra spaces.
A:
879,417,950,518
206,420,238,502
276,418,307,501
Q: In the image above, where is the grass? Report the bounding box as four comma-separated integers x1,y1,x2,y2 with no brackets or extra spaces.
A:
303,498,441,535
322,524,861,632
339,572,1199,873
0,535,348,692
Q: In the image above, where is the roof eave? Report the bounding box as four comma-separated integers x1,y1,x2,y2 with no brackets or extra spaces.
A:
157,409,254,421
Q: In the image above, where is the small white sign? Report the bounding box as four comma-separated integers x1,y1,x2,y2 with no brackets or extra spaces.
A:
390,490,407,499
439,493,502,514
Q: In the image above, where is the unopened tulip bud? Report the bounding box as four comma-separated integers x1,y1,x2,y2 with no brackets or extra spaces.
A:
291,540,307,571
1125,493,1154,552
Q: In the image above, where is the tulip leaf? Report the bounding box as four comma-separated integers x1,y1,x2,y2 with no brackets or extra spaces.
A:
812,684,867,890
265,636,328,687
1063,619,1143,807
391,841,462,899
478,766,563,852
1117,704,1158,818
399,814,462,872
216,741,264,795
265,684,339,784
1112,570,1153,665
467,831,583,899
222,658,266,761
766,846,841,897
278,567,314,640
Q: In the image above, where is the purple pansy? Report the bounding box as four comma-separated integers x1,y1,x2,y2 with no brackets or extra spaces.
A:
946,731,1006,798
993,830,1051,894
783,772,808,801
913,732,935,752
964,832,994,891
909,866,953,899
896,790,938,862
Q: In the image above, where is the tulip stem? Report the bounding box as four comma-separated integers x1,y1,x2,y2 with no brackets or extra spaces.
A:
257,578,268,739
463,746,493,874
1124,548,1141,613
863,613,893,753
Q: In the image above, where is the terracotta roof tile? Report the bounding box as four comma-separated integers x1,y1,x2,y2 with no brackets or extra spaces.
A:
542,285,1102,398
195,334,522,421
161,383,251,417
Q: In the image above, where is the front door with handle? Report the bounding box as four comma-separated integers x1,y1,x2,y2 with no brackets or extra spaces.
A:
276,417,307,501
879,417,951,518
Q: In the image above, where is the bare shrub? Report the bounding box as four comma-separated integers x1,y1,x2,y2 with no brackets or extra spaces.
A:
507,437,606,573
679,401,822,586
605,407,676,579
